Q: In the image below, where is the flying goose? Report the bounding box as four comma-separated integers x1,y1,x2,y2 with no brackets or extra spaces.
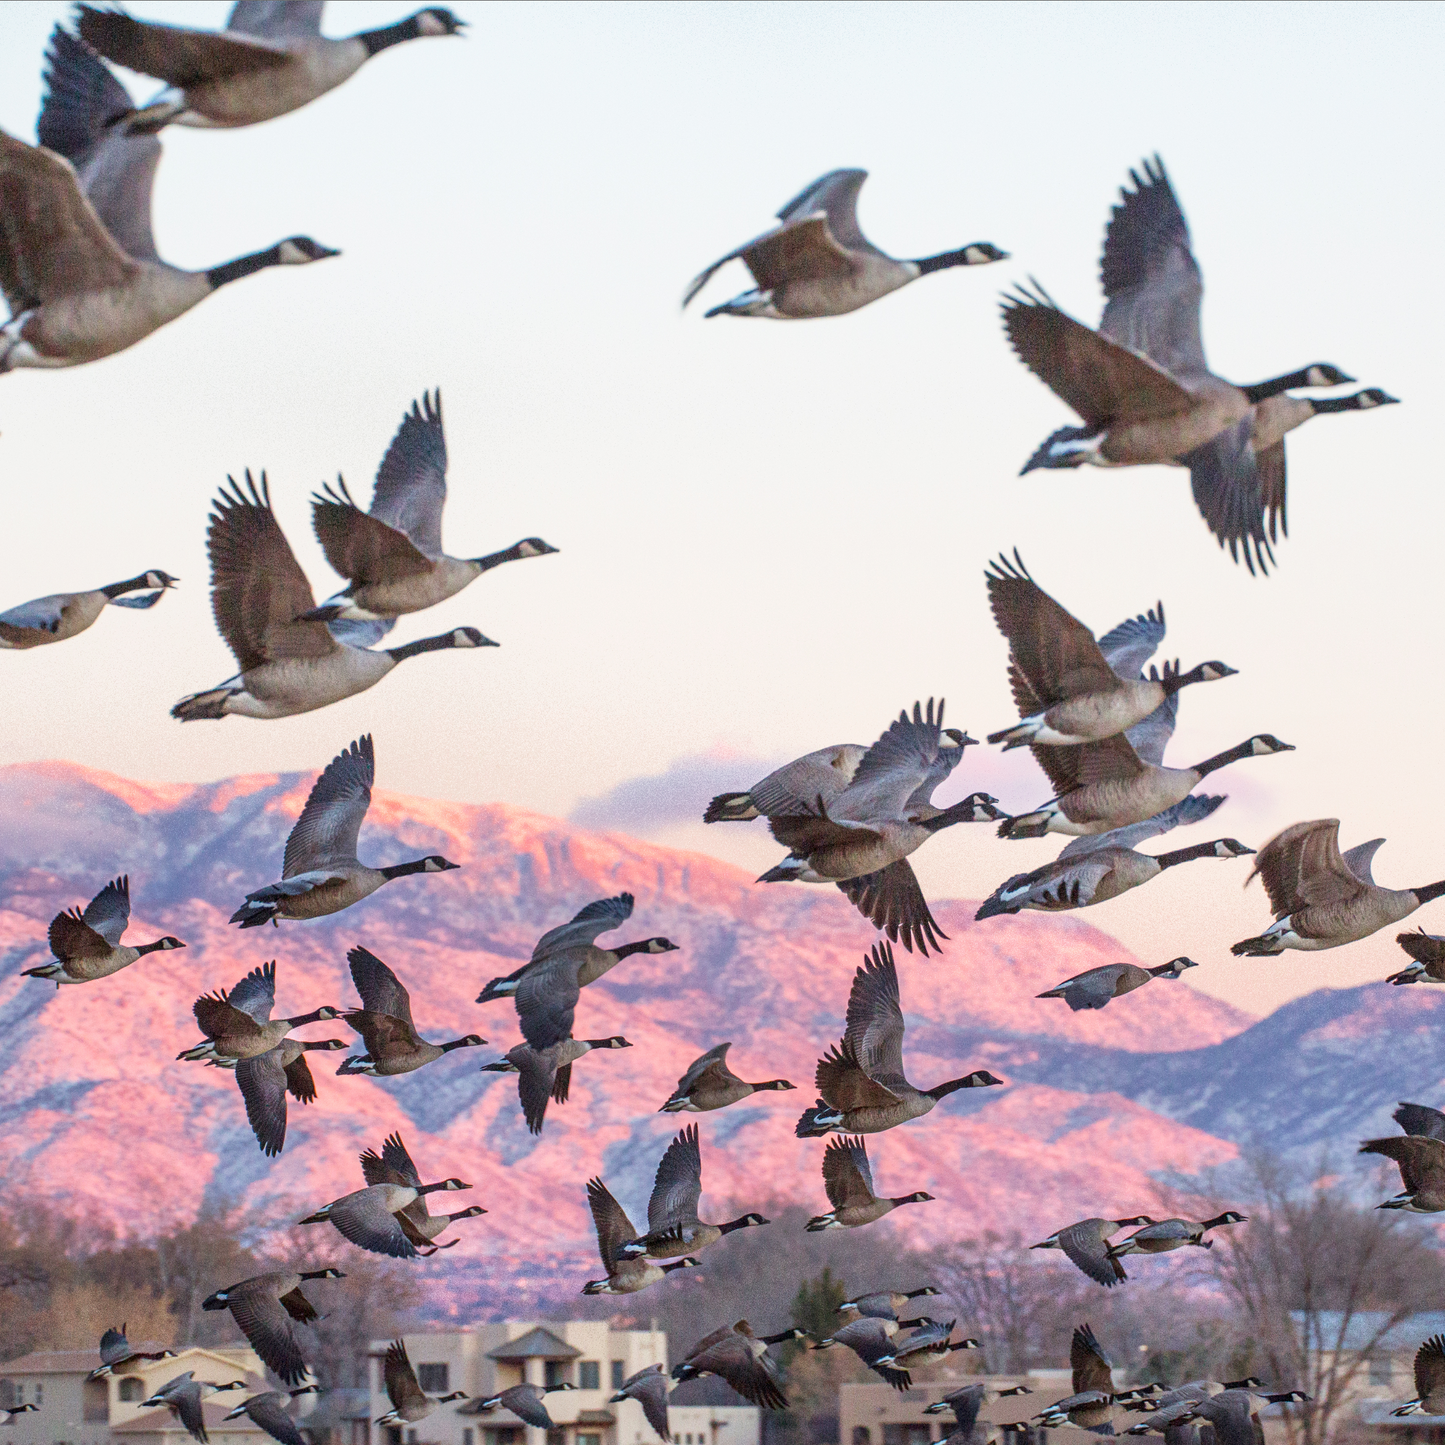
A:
75,4,464,133
1033,1324,1117,1434
796,942,1002,1137
660,1042,795,1113
481,1036,632,1135
1005,156,1390,573
299,1156,469,1259
1390,930,1445,985
1037,957,1197,1012
1107,1212,1246,1259
375,1339,468,1424
477,1383,577,1430
1029,1215,1155,1287
751,699,1000,953
984,555,1234,750
616,1123,770,1259
0,569,176,648
609,1365,671,1442
235,1034,347,1157
0,128,334,374
337,946,485,1076
22,875,185,985
582,1177,700,1295
140,1374,248,1444
1167,1389,1310,1445
805,1135,933,1230
90,1325,176,1378
1120,1377,1265,1433
301,391,557,646
223,1386,320,1445
923,1383,1034,1437
1232,820,1445,955
838,1286,940,1320
684,168,1005,319
172,475,494,721
1393,1336,1445,1417
814,1314,933,1391
178,961,340,1061
670,1322,805,1410
203,1268,344,1384
0,1405,38,1424
975,795,1252,918
1360,1134,1445,1212
229,736,460,926
706,744,868,823
878,1320,980,1368
360,1133,487,1255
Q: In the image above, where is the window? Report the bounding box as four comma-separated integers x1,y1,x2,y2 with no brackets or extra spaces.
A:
464,1431,474,1445
578,1362,600,1392
385,1427,401,1445
34,1385,43,1406
578,1435,601,1445
852,1430,871,1445
0,1381,15,1410
490,1431,520,1445
544,1362,572,1389
119,1379,145,1403
83,1379,109,1423
883,1427,929,1445
418,1365,450,1395
547,1430,566,1445
610,1362,625,1391
406,1431,418,1444
1369,1355,1393,1386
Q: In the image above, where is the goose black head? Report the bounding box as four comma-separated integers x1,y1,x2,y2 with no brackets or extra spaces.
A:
144,570,180,590
155,936,186,950
905,1191,935,1204
423,856,460,871
1248,734,1294,755
1207,1210,1248,1227
276,237,340,264
453,1205,488,1219
1215,839,1255,858
644,938,679,953
416,6,466,34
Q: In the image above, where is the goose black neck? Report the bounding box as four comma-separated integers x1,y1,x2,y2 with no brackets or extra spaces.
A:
758,1330,797,1346
298,1270,335,1281
915,247,977,274
1154,840,1226,869
284,1008,333,1027
1309,393,1368,414
102,574,149,599
440,1037,477,1053
386,633,456,662
1147,963,1177,977
1241,368,1323,403
1190,739,1255,778
1413,880,1445,905
134,938,171,956
920,798,983,833
753,1079,792,1091
415,1181,452,1197
380,858,433,879
718,1216,755,1235
472,543,526,572
207,246,284,291
925,1077,973,1100
360,15,426,55
660,1258,692,1274
611,939,656,960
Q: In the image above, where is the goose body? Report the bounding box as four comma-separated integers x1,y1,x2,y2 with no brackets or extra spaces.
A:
1033,1325,1116,1434
1390,929,1445,985
1107,1212,1246,1258
671,1322,804,1410
140,1373,248,1445
924,1384,1034,1444
1169,1390,1309,1445
1037,957,1196,1012
1393,1336,1445,1417
815,1314,928,1391
300,1166,471,1260
481,1036,632,1135
1029,1216,1155,1287
22,875,185,985
201,1268,345,1384
1361,1133,1445,1213
360,1133,487,1254
878,1320,979,1368
583,1177,699,1294
805,1134,933,1230
661,1042,794,1112
235,1035,346,1157
90,1326,176,1379
609,1366,672,1442
0,569,176,648
179,960,340,1060
223,1386,319,1445
1232,820,1445,955
338,946,484,1076
76,4,464,133
375,1339,468,1425
478,1384,577,1430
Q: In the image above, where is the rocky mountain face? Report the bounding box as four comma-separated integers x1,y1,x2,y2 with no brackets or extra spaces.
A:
0,761,1432,1314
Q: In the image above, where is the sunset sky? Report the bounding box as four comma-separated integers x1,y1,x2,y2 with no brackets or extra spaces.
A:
0,1,1440,1017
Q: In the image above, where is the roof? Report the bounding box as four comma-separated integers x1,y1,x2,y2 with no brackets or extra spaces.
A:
2,1346,257,1378
1293,1312,1445,1354
487,1328,580,1361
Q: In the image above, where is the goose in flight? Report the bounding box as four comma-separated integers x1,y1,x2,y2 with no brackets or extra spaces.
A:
139,1375,247,1444
481,1036,633,1135
201,1268,345,1384
1392,1336,1445,1418
671,1322,805,1410
229,735,460,925
178,960,340,1061
173,474,494,720
684,168,1005,319
477,1384,577,1430
805,1135,934,1231
660,1042,795,1113
583,1177,699,1295
743,699,1000,953
1360,1133,1445,1213
1037,956,1197,1012
1033,1325,1118,1434
1165,1388,1311,1444
222,1387,320,1445
90,1326,176,1378
1006,156,1394,573
234,1033,347,1157
1106,1212,1246,1259
795,942,1002,1136
1390,930,1445,985
22,875,185,985
1231,820,1445,955
360,1133,487,1255
837,1286,940,1320
813,1313,932,1391
609,1366,672,1442
75,3,464,133
337,946,485,1076
304,391,557,648
1029,1215,1155,1287
375,1340,468,1425
0,571,176,648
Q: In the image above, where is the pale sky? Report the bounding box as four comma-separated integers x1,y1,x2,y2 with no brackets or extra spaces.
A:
0,1,1441,1017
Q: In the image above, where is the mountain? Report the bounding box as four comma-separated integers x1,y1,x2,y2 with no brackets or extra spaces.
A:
0,760,1432,1314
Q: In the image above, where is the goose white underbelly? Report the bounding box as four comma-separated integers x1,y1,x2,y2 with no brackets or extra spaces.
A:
776,257,918,318
24,267,211,364
229,650,397,718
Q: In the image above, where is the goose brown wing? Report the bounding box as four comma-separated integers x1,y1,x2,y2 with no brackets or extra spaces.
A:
815,1043,901,1112
75,7,290,84
842,943,909,1089
1247,820,1362,917
1184,418,1275,577
586,1177,635,1275
837,861,946,956
48,906,111,961
1361,1136,1445,1195
384,1340,429,1416
284,735,374,876
775,169,870,248
361,1132,421,1188
822,1136,876,1210
194,990,263,1043
225,961,276,1025
235,1049,289,1157
1071,1323,1113,1394
80,875,131,947
513,1048,556,1134
618,1367,671,1441
515,955,582,1052
369,390,449,558
240,1394,308,1445
743,215,856,289
1394,1103,1445,1143
768,808,881,853
530,892,635,960
1031,732,1147,799
347,947,415,1027
1415,1336,1445,1406
691,1334,788,1412
282,1055,316,1104
346,1009,422,1059
230,1288,308,1385
312,483,432,586
648,1124,704,1233
326,1188,418,1260
1058,1220,1127,1286
837,700,952,823
675,1043,735,1095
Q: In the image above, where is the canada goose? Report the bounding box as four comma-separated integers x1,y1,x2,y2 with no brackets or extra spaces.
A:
1169,1390,1310,1445
923,1383,1034,1435
75,4,464,133
223,1386,320,1445
1029,1216,1155,1287
805,1135,933,1230
1033,1324,1116,1433
878,1320,980,1367
229,736,460,926
670,1322,805,1410
477,1383,577,1430
813,1314,932,1391
999,725,1292,840
178,960,340,1061
660,1042,794,1113
582,1177,700,1295
984,555,1234,750
1393,1336,1445,1417
90,1325,176,1378
201,1268,345,1384
1230,820,1445,955
375,1339,468,1424
236,1035,347,1157
21,875,185,985
1005,156,1387,573
742,699,999,952
1389,930,1445,985
172,475,494,721
337,945,485,1076
975,795,1251,918
616,1123,770,1259
1121,1379,1267,1438
481,1037,632,1135
140,1374,248,1445
300,391,557,645
1360,1134,1445,1212
0,1406,38,1423
609,1365,671,1442
1394,1102,1445,1142
706,744,868,823
360,1133,487,1255
1107,1212,1246,1258
838,1286,940,1320
795,942,1003,1137
0,129,334,374
0,570,176,648
1038,958,1197,1012
684,169,1005,319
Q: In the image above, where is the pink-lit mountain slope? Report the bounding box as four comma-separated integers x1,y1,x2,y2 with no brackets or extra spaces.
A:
3,758,1415,1315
